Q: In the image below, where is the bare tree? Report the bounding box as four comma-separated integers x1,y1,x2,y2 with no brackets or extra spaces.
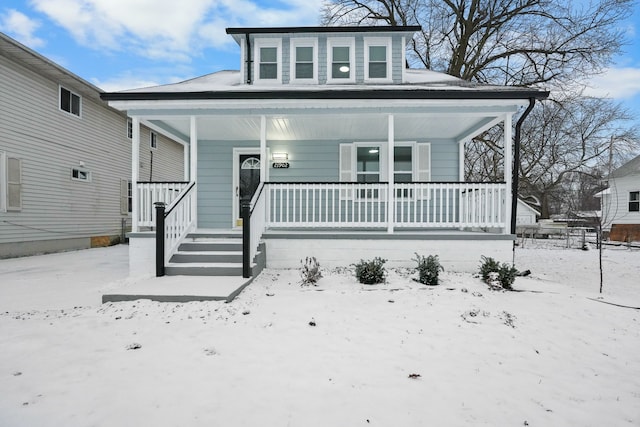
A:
322,0,633,86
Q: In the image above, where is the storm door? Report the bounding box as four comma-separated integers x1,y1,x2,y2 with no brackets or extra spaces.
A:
233,151,261,227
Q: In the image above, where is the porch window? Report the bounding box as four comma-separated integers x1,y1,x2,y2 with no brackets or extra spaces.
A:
59,86,81,117
328,38,355,83
394,146,413,198
357,146,380,183
630,191,639,212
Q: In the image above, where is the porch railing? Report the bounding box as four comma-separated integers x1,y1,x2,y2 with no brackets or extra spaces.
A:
137,181,189,228
241,182,267,278
266,182,507,230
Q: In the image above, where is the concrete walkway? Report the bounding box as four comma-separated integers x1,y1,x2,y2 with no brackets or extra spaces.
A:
0,245,251,311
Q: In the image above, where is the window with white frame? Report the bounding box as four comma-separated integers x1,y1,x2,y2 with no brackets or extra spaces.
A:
290,38,317,83
72,167,91,182
254,39,282,83
6,156,22,211
364,38,392,82
630,191,639,212
150,132,157,149
327,38,355,83
339,142,431,199
59,86,81,117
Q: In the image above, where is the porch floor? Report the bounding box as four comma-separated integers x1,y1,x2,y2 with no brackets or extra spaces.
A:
102,275,252,304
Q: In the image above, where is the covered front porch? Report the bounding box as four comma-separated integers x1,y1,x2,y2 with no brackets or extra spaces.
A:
115,96,526,278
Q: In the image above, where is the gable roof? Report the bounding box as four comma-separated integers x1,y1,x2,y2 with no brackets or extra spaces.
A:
610,154,640,179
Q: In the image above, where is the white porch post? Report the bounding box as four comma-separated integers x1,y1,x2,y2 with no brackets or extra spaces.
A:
387,114,395,233
131,116,140,233
260,115,267,183
190,116,198,228
503,114,513,234
183,143,190,181
458,140,465,181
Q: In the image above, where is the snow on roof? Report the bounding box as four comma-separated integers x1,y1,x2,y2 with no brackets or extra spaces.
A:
114,69,533,95
610,154,640,179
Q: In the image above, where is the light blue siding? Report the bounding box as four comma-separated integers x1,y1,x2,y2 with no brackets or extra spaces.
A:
392,36,403,83
281,36,290,84
197,138,459,227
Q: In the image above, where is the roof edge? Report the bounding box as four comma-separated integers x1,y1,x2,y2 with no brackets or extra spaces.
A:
226,26,422,35
101,88,549,102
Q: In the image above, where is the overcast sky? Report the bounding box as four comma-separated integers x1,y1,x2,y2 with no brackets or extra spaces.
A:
1,0,639,121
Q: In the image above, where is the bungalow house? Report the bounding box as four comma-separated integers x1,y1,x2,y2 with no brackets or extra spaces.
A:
0,32,185,258
101,26,549,276
596,154,640,242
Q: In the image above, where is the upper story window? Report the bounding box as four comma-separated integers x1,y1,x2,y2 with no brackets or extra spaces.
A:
290,38,318,84
364,38,392,82
60,86,81,117
630,191,639,212
327,38,355,84
254,38,282,83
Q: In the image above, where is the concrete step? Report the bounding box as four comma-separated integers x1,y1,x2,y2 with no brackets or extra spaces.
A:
165,262,258,276
170,251,243,263
178,241,243,252
185,232,242,240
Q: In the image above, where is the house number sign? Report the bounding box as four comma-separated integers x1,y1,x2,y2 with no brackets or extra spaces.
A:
272,162,290,168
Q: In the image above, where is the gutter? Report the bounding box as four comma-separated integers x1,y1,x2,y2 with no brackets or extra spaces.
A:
101,89,550,102
511,97,536,234
245,33,252,84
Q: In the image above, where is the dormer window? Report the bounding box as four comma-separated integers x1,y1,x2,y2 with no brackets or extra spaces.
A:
327,38,355,84
290,38,318,84
254,38,282,83
364,37,392,82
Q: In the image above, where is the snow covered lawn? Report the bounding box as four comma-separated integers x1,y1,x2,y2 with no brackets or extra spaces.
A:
0,243,638,426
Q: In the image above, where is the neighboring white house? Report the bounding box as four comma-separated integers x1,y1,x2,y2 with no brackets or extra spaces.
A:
102,26,549,276
596,154,640,242
0,32,186,258
516,199,540,226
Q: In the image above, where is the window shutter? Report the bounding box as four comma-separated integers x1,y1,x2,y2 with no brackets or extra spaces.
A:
7,157,22,211
120,179,129,215
339,143,354,199
416,143,431,199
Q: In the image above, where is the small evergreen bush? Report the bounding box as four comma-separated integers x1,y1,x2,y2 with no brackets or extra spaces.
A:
300,256,322,286
413,253,444,286
479,256,517,290
353,257,387,284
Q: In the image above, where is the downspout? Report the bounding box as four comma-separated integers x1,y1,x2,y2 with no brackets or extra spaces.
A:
511,98,536,234
245,33,252,84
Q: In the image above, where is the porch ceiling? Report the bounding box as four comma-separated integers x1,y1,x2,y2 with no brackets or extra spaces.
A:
149,112,506,143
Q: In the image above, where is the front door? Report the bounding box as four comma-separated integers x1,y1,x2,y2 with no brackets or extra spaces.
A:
233,150,261,227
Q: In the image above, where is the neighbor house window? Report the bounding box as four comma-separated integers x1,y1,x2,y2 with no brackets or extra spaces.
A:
121,179,132,214
290,38,317,83
254,39,281,83
6,156,22,211
127,118,133,139
630,191,639,212
364,38,392,82
150,132,157,149
59,86,81,117
328,38,355,83
72,167,91,182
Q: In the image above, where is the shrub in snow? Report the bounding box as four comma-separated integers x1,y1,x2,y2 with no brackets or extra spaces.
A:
479,256,518,290
300,256,322,286
353,257,387,284
413,253,444,286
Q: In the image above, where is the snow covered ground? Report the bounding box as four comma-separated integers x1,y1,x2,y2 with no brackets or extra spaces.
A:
0,241,638,426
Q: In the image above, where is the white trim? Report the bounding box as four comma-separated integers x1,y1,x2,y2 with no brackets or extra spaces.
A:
289,38,318,85
254,38,282,84
131,116,140,232
327,37,356,84
387,115,395,233
240,37,246,85
401,36,406,83
503,113,513,234
364,37,393,83
0,151,6,212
